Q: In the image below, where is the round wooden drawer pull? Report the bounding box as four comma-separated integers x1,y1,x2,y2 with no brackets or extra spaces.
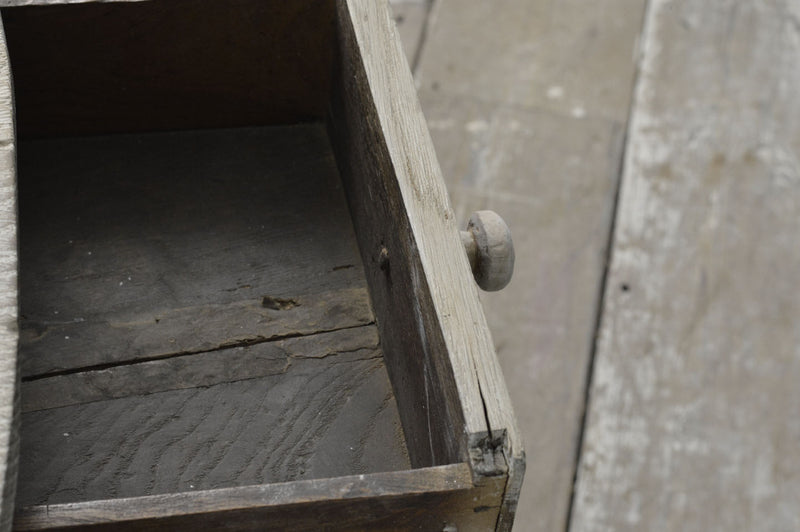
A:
460,210,515,291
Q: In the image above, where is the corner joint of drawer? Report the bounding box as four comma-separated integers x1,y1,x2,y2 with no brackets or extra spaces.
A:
467,429,509,479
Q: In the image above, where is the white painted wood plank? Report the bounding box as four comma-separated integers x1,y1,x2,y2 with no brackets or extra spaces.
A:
0,17,17,532
572,1,800,530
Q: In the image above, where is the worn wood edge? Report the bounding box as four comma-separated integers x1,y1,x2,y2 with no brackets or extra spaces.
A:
0,16,18,532
14,463,473,530
331,0,465,472
21,324,380,412
496,455,525,531
336,0,523,513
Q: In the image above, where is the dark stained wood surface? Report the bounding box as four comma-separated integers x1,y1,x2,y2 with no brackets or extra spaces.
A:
15,463,506,531
18,124,370,378
15,122,413,514
18,329,408,507
1,0,336,138
22,326,382,413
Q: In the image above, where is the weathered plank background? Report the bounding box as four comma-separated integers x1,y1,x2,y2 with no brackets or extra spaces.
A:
392,0,800,530
571,1,800,530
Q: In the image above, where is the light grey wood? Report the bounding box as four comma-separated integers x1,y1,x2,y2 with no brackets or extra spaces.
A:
331,0,524,528
18,125,370,378
572,1,800,530
0,17,17,532
18,328,409,507
413,0,646,528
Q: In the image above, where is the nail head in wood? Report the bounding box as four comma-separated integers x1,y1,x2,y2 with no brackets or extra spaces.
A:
460,210,515,291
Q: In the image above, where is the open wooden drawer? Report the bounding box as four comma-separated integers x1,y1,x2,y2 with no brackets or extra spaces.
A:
0,0,524,530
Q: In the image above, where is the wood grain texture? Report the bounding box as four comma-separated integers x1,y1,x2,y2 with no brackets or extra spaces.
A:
572,1,800,530
1,0,335,137
22,326,381,412
0,16,18,532
331,0,523,528
15,463,507,531
18,328,409,507
18,124,371,377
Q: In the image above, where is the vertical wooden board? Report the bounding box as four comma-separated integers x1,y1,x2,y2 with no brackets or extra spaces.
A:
331,0,523,527
416,0,646,121
572,1,800,530
421,91,626,532
0,17,17,532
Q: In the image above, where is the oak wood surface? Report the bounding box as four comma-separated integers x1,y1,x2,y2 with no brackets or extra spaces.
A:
571,1,800,530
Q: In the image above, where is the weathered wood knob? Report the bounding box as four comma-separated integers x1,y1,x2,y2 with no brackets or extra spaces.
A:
460,210,515,291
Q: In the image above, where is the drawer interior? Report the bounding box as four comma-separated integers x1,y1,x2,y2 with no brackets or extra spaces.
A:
15,125,410,507
0,0,521,529
2,0,417,511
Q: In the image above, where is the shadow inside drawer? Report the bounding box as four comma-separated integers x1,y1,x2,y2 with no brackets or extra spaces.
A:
16,124,410,507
